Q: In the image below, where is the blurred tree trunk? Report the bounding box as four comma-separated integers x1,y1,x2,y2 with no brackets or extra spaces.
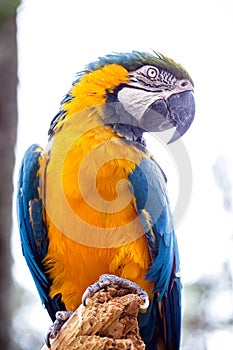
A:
0,1,19,349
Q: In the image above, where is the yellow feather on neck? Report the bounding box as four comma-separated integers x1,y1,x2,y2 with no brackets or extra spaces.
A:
63,64,129,117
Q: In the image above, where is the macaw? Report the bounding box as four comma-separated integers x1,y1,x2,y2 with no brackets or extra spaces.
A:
17,51,195,349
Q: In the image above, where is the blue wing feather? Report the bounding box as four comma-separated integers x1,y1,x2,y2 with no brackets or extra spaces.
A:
128,156,181,349
17,145,49,298
17,144,64,320
161,277,182,349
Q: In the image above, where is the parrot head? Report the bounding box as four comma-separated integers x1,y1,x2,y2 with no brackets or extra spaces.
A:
49,51,195,143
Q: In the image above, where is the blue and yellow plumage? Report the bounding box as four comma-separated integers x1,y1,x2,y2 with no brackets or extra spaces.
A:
17,51,195,349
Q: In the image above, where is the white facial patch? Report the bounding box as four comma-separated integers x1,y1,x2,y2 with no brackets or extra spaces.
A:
118,87,159,121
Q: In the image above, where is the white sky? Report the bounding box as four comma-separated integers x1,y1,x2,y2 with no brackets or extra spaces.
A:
13,0,233,348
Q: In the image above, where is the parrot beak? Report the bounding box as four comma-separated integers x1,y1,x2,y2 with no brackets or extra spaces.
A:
141,91,195,143
167,91,195,144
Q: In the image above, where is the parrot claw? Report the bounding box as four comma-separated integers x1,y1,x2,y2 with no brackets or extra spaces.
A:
45,310,73,348
82,274,149,310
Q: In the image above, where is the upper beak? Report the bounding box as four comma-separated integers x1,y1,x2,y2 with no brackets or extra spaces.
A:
167,91,195,144
141,90,195,143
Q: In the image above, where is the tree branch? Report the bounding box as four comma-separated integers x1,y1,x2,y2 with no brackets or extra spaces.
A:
41,284,145,350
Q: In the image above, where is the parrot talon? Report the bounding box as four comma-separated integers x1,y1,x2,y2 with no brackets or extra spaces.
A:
82,274,149,310
45,310,73,348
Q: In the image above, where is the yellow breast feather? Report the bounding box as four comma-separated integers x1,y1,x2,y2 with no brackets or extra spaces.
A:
41,114,153,308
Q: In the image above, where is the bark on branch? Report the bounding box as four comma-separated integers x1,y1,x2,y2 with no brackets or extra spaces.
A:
41,284,145,350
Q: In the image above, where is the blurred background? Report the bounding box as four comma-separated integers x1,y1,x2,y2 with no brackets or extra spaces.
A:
1,0,233,349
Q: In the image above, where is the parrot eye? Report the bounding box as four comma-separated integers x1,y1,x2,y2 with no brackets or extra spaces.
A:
147,67,159,79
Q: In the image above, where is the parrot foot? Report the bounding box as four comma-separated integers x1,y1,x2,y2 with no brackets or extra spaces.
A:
45,310,73,348
82,274,149,310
